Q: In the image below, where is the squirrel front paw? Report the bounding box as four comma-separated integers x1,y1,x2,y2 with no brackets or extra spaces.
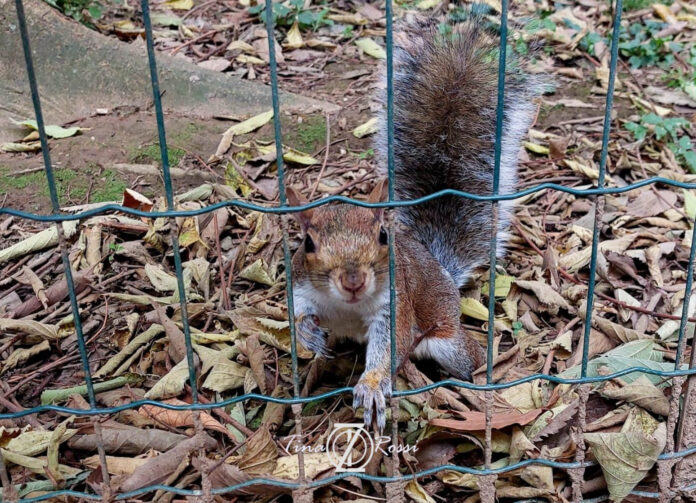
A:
296,313,331,358
353,370,391,432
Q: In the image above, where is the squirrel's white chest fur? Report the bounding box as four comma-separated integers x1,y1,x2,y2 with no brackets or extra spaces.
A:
293,280,389,344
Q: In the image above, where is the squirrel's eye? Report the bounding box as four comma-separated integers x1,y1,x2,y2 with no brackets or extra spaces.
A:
304,235,316,253
379,226,388,246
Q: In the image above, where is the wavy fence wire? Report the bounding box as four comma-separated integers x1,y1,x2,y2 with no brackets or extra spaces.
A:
2,0,696,501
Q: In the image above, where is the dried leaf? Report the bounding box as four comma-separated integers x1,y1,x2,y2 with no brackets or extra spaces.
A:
196,345,247,392
5,429,77,457
586,421,666,502
0,222,79,264
283,22,304,49
139,399,233,439
163,0,193,10
144,358,189,400
460,297,489,321
1,340,50,374
215,110,274,158
601,375,669,416
239,426,278,476
515,280,571,311
405,479,436,503
352,117,379,138
1,141,41,152
430,409,542,431
355,38,386,59
240,258,275,286
11,119,87,139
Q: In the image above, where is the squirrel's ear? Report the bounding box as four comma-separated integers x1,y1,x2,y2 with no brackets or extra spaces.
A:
285,186,313,231
368,178,389,203
368,178,389,220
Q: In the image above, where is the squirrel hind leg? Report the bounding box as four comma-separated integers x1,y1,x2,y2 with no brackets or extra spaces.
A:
415,329,485,381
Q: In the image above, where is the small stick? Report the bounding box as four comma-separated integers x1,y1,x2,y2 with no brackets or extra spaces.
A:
309,113,332,200
213,213,231,311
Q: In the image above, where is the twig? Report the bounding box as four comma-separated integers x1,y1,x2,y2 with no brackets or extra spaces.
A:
213,213,231,311
309,112,332,199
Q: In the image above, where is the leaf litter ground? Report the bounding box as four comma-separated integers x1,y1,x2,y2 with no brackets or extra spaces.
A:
1,0,696,501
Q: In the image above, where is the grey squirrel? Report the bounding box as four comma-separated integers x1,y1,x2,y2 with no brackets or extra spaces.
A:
286,17,538,431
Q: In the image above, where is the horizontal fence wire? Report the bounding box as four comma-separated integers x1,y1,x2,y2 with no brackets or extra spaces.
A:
2,178,696,221
3,0,696,500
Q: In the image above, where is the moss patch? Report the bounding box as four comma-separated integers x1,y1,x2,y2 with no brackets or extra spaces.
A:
0,166,126,204
256,114,327,154
296,116,327,153
130,143,186,166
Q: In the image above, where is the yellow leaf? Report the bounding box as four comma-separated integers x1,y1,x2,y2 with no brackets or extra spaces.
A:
565,159,599,180
652,3,677,23
236,54,266,65
225,162,254,197
227,110,274,137
355,38,386,59
163,0,193,10
227,40,256,52
240,258,274,286
1,340,50,374
254,143,319,165
284,21,304,49
524,142,550,155
683,189,696,220
215,110,274,158
460,297,489,321
405,480,436,503
481,274,515,298
1,141,41,152
416,0,440,9
283,146,318,165
352,117,379,138
328,13,367,24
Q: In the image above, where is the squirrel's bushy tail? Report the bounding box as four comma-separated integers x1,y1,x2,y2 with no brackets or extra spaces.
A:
376,17,539,288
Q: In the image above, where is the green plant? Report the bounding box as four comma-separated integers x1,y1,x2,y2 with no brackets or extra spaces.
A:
625,113,696,172
43,0,102,24
618,21,681,68
358,148,374,160
249,0,333,31
664,67,696,103
622,0,671,11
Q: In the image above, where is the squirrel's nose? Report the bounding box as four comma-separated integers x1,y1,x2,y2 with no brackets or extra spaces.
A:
340,271,366,294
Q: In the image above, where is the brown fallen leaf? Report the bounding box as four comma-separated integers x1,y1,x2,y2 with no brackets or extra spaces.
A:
238,426,278,476
68,423,188,455
119,432,217,493
138,399,235,440
430,408,543,431
192,456,285,496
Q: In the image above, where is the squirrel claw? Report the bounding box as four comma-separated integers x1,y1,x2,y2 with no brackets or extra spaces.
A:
353,373,391,432
297,314,331,358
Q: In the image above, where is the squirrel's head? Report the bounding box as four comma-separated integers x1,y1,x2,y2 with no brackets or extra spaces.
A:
287,180,389,305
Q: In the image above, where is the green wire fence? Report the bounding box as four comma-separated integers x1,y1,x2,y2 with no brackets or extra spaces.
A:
2,0,696,500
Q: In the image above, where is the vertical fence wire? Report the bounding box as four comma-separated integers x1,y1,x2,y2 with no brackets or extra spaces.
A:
482,2,510,496
12,0,112,493
262,0,308,490
572,0,623,500
140,0,209,497
671,222,696,495
383,0,403,494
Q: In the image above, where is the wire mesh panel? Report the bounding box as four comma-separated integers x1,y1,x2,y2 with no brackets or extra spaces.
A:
2,0,696,501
